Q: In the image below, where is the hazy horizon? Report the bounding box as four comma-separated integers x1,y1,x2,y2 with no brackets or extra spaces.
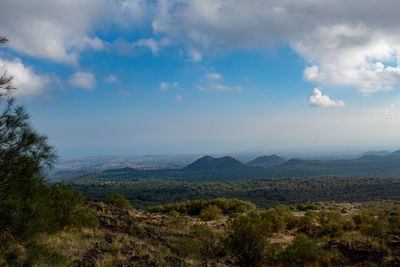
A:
56,146,398,162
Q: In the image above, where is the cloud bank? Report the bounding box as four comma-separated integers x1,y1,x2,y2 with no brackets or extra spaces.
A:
151,0,400,93
3,0,400,95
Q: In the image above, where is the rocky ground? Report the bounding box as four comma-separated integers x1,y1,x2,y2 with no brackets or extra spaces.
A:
47,200,234,267
39,200,400,267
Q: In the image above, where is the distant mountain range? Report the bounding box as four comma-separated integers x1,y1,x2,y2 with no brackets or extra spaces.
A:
247,154,285,167
56,150,400,182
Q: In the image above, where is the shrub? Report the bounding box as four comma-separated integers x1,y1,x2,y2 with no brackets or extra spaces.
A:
209,198,256,214
191,225,225,259
106,194,132,210
295,211,317,236
199,205,223,221
279,234,322,266
317,211,353,239
169,215,190,230
227,211,272,266
49,183,86,229
70,208,99,230
261,205,294,233
297,203,319,211
173,225,224,260
388,215,400,235
173,237,199,259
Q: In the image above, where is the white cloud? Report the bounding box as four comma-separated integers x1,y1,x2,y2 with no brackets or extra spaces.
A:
151,0,400,92
205,72,222,80
307,88,344,108
0,0,149,64
133,38,160,55
104,74,119,84
213,84,241,92
4,0,400,94
197,71,241,92
114,37,172,55
176,94,183,102
68,71,96,89
296,25,400,93
0,57,48,96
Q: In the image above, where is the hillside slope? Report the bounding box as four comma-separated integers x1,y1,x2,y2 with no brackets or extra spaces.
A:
183,155,248,171
36,199,400,267
247,154,285,167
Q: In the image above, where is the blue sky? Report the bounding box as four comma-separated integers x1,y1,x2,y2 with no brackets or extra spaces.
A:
2,0,400,158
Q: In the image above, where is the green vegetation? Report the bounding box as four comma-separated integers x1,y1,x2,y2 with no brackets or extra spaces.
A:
0,36,97,266
147,197,256,216
72,177,400,209
199,205,223,221
227,211,272,266
106,193,132,210
49,183,98,229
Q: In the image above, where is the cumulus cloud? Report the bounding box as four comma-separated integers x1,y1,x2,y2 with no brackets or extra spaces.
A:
0,57,48,96
151,0,400,92
68,71,96,89
0,0,151,64
176,94,183,102
307,88,344,108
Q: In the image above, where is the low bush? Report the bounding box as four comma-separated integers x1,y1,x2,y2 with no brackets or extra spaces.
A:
279,234,327,266
106,194,132,210
199,205,223,221
70,208,99,230
227,211,272,266
173,225,224,260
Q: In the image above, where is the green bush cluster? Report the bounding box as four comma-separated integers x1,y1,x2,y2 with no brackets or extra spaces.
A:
353,206,400,241
1,181,99,265
296,203,319,211
106,193,132,210
147,197,256,216
226,207,343,266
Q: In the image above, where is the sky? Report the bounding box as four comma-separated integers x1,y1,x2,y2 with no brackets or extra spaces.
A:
1,0,400,159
